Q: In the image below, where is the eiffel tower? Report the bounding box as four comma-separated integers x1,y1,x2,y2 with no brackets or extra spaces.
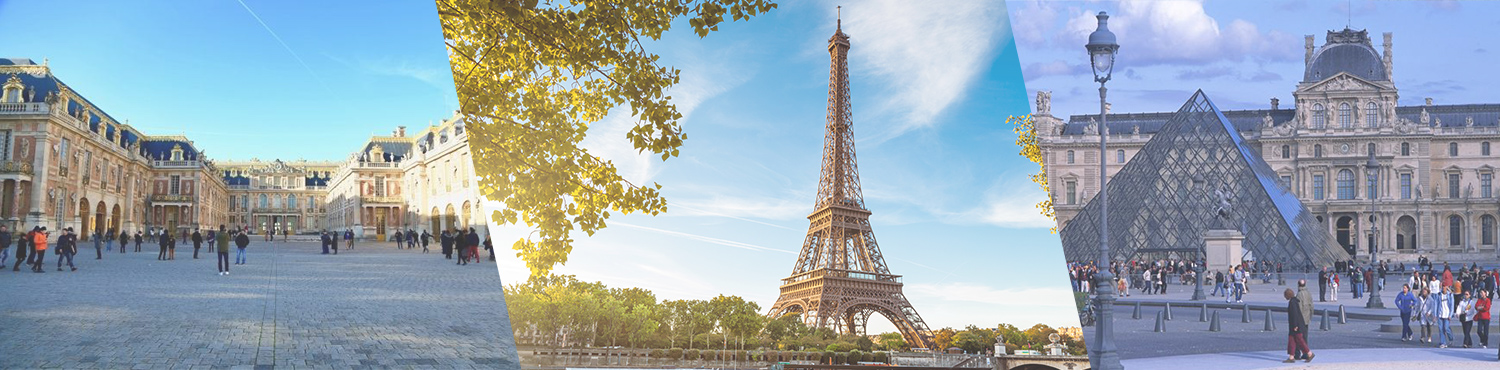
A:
767,12,936,350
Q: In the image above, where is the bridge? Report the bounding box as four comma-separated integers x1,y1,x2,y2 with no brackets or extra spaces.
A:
993,354,1090,370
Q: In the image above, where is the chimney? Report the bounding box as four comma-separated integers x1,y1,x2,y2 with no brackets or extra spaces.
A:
1271,98,1280,110
398,126,407,137
1305,35,1315,66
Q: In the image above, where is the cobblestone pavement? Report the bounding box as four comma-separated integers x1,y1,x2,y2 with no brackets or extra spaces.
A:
0,239,518,369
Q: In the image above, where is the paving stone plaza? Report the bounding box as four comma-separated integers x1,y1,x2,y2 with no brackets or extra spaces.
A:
1082,272,1500,368
0,238,517,369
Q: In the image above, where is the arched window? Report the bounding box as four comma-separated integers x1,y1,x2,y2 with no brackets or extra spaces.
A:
1401,142,1410,156
1366,102,1379,128
1314,144,1323,158
1450,142,1459,157
1116,149,1125,163
259,194,268,208
1281,145,1291,159
1337,169,1356,200
1451,215,1465,246
1338,103,1352,128
1484,215,1497,245
1312,104,1326,129
1067,150,1075,164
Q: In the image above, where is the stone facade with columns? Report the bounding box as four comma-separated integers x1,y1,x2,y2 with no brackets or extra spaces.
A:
1037,28,1500,263
1,58,485,242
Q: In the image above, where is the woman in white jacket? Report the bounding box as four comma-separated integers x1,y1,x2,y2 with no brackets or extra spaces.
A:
1456,291,1477,348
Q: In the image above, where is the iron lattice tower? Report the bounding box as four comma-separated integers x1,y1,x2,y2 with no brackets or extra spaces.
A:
767,16,936,350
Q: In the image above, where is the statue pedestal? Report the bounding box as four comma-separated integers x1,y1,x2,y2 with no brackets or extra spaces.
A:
1204,229,1245,272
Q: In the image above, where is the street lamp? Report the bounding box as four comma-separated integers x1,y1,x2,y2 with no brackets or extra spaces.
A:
1085,11,1123,370
1365,153,1385,309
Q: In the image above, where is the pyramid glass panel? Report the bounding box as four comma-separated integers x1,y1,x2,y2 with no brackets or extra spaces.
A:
1060,91,1346,270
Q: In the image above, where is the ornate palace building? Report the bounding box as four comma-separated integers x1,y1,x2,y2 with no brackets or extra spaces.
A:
0,58,486,241
1039,28,1500,263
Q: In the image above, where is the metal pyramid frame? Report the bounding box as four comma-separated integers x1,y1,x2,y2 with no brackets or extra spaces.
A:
1060,91,1346,270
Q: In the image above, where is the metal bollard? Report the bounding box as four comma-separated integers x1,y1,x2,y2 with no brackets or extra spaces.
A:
1199,303,1208,322
1263,308,1277,332
1209,311,1221,332
1320,309,1331,331
1164,302,1173,321
1242,303,1252,323
1338,305,1348,324
1132,301,1142,320
1155,310,1166,332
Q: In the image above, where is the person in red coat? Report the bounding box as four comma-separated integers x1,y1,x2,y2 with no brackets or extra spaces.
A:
1477,290,1492,349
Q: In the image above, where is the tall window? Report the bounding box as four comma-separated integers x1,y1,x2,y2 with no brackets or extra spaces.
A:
1485,142,1492,156
259,194,268,208
1067,150,1075,164
1313,104,1326,129
1338,103,1352,128
1485,215,1497,245
1280,175,1292,189
1116,149,1125,164
288,195,297,208
1367,169,1378,199
1337,169,1356,200
1368,143,1376,156
1313,174,1326,200
1281,145,1290,159
58,138,69,172
1067,181,1077,205
375,177,386,197
1401,173,1412,199
1451,215,1464,246
169,175,181,195
1450,142,1459,157
1450,173,1462,199
1402,142,1410,156
1484,173,1494,198
308,196,316,210
1314,145,1323,158
1366,102,1379,128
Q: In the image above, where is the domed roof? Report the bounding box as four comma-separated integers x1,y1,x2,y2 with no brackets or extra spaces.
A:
1304,28,1387,83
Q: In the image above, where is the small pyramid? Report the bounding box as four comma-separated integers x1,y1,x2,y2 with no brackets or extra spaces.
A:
1060,90,1345,270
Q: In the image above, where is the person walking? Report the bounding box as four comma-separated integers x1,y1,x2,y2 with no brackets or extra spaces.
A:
420,230,430,254
1294,279,1314,360
485,234,494,262
1284,288,1313,363
320,231,330,255
133,230,142,253
157,231,170,261
191,230,203,259
1459,291,1478,348
234,229,250,265
330,231,339,254
91,229,102,260
167,232,177,260
455,229,468,265
467,228,482,263
440,230,453,260
215,225,231,275
344,229,353,250
0,226,11,269
12,227,28,272
1437,285,1455,348
1397,284,1418,342
1479,290,1493,349
55,228,77,271
118,229,127,254
29,227,47,273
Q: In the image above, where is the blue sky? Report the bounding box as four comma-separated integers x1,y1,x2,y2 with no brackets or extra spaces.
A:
484,1,1079,331
0,0,457,160
1015,0,1489,117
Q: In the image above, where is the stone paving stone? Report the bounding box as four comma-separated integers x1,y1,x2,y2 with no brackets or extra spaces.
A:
0,240,519,369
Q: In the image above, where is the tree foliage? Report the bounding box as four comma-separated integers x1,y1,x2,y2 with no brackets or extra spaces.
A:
1010,114,1056,233
437,0,778,277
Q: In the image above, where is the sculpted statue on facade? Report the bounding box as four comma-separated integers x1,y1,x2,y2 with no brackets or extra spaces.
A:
1420,108,1430,126
1036,90,1051,116
1083,118,1098,135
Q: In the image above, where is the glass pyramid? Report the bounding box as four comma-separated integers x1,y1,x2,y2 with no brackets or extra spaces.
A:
1060,91,1346,271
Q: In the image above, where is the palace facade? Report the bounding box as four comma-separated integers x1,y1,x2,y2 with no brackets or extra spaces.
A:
1038,28,1500,263
0,58,486,241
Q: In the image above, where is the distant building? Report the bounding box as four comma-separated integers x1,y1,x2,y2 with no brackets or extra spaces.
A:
1037,28,1500,263
0,58,485,241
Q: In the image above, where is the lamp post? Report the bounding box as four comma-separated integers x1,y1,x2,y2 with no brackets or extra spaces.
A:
1365,153,1385,309
1086,11,1123,370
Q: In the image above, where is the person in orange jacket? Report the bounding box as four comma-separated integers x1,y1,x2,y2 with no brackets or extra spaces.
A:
29,226,48,273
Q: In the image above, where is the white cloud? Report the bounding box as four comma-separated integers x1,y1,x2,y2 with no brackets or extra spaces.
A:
1056,0,1298,65
833,0,1009,142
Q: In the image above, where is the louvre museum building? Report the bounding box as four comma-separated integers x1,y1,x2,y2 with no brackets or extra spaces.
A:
1040,28,1500,266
